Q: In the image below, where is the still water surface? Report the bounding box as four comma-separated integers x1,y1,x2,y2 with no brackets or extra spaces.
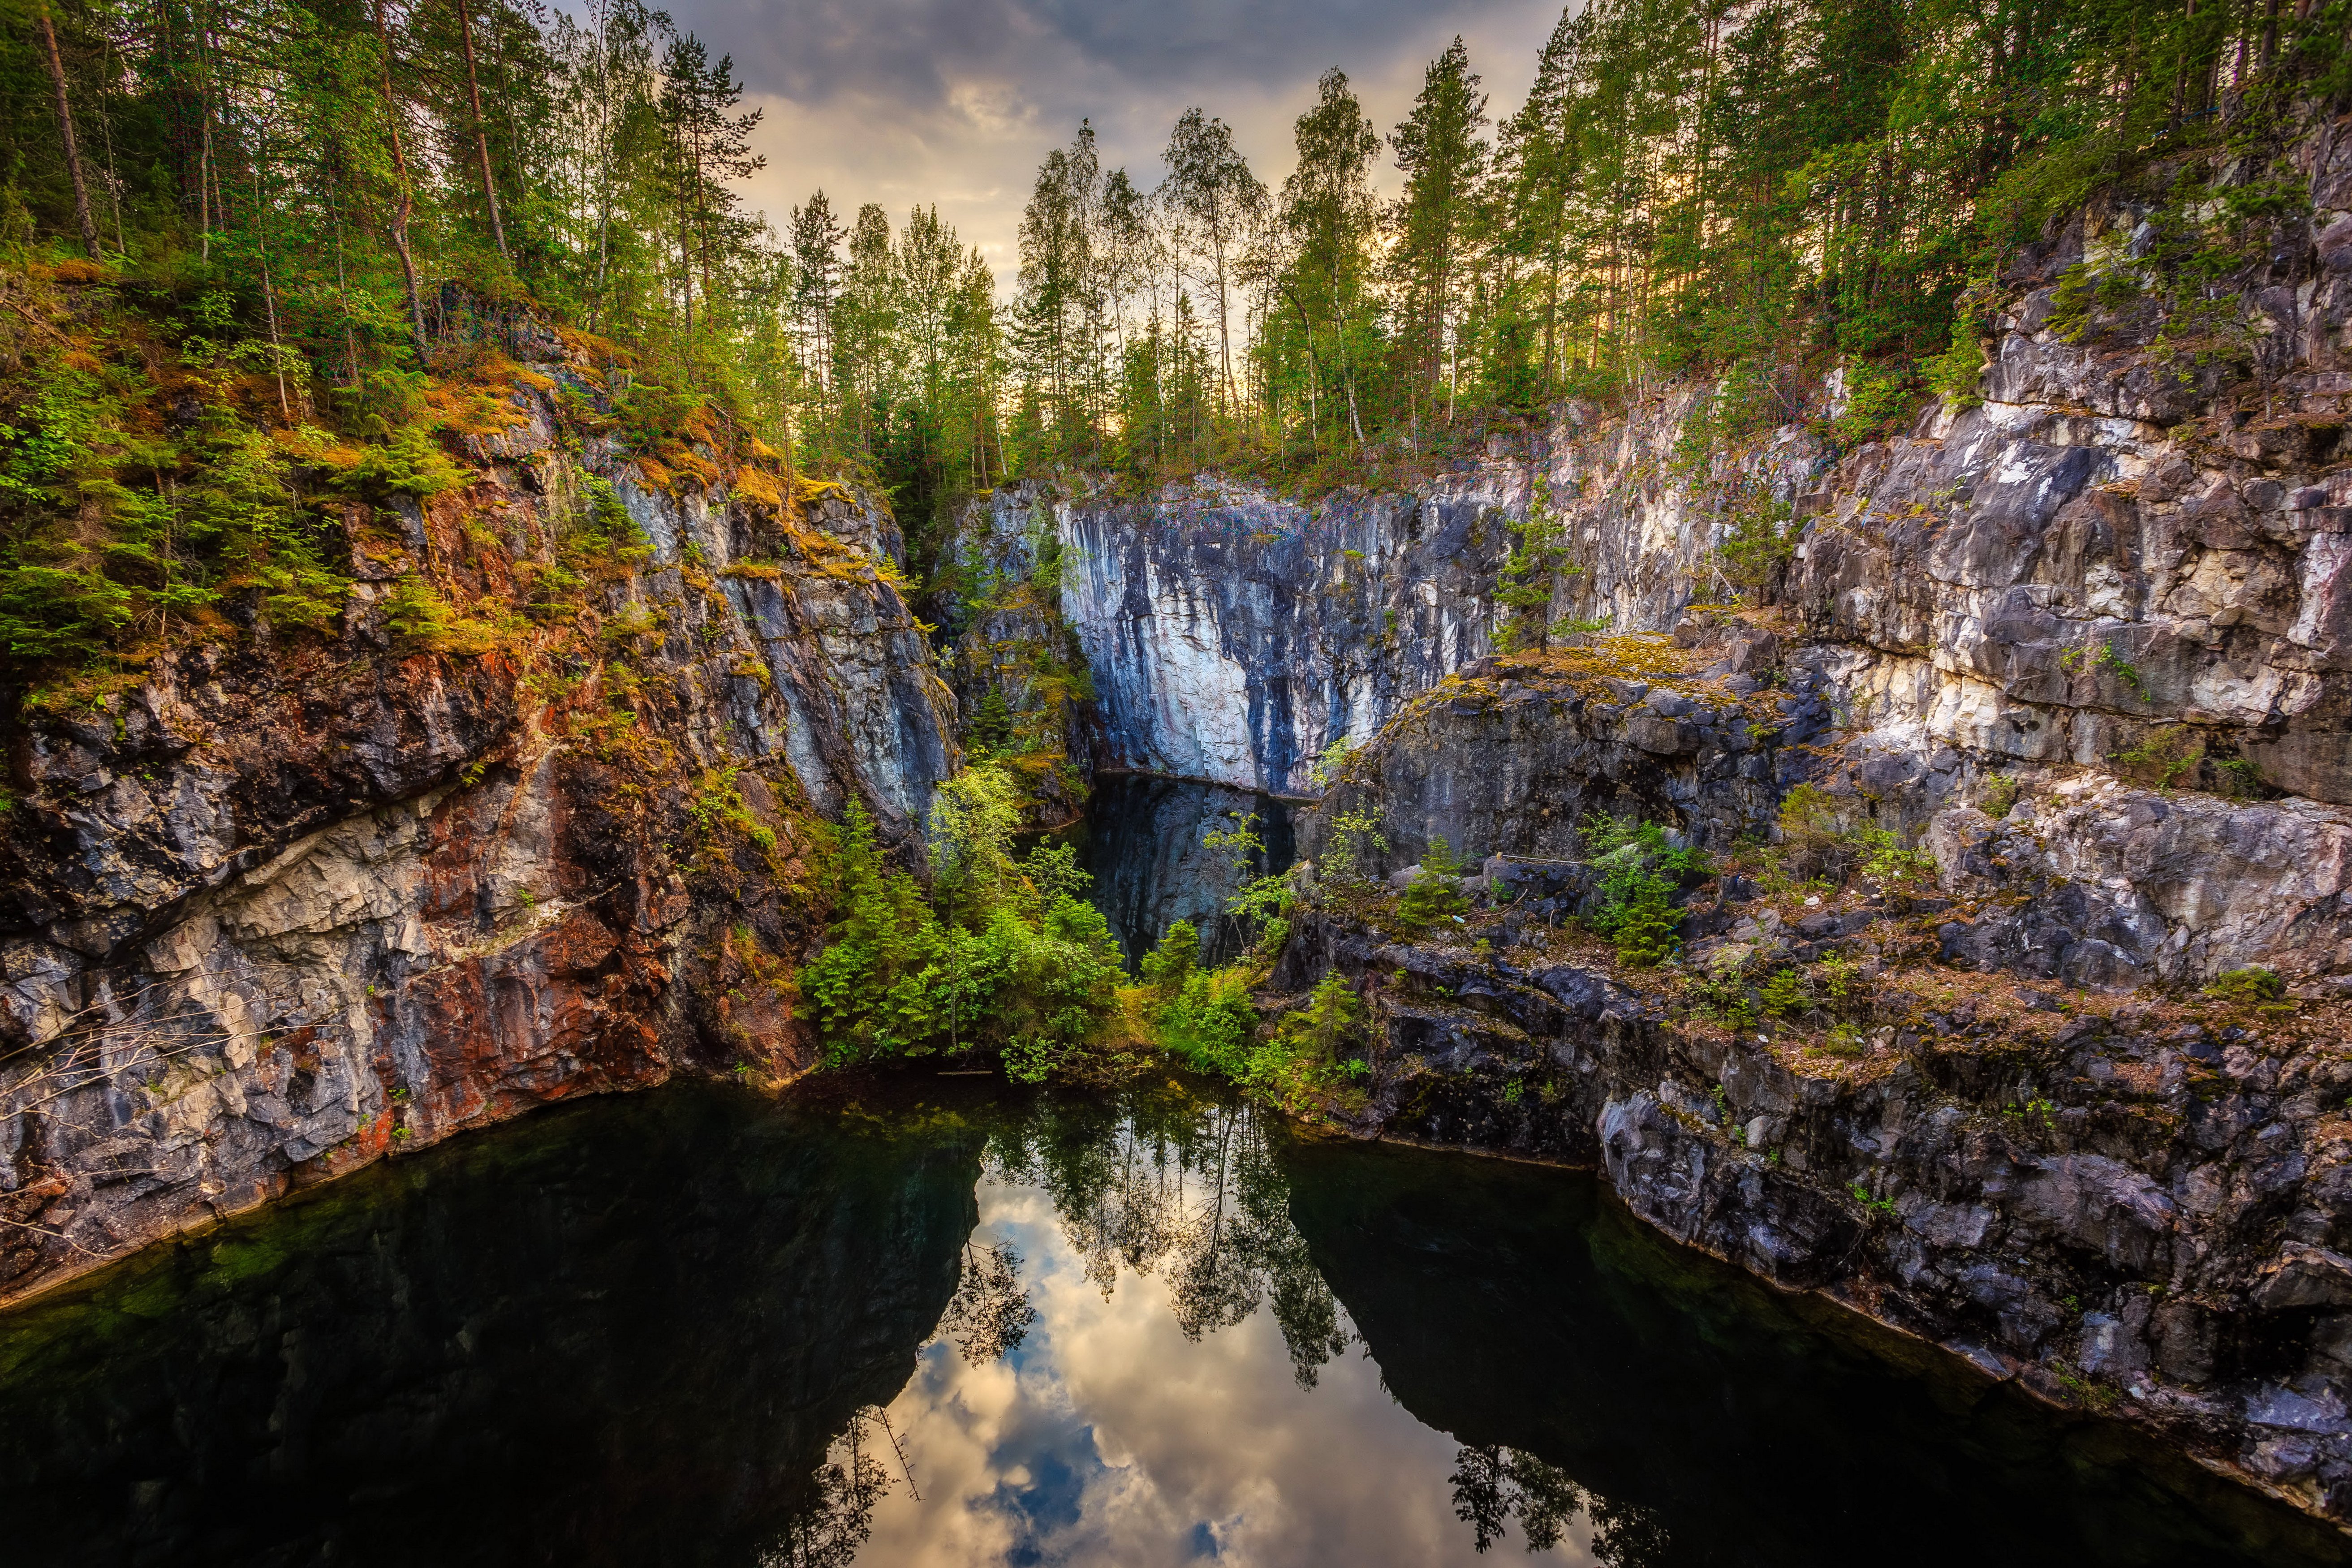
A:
0,1075,2341,1568
1063,773,1295,969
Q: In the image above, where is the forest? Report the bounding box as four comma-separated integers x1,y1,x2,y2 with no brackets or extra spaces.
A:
1,0,2349,665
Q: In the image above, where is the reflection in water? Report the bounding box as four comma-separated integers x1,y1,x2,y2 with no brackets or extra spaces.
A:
762,1422,890,1568
936,1241,1039,1364
0,1085,981,1568
982,1092,1346,1384
1070,774,1295,968
862,1088,1556,1566
2,1077,2344,1568
1449,1445,1662,1561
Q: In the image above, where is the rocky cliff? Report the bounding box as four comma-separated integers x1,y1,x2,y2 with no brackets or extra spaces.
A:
0,315,957,1305
1246,107,2352,1533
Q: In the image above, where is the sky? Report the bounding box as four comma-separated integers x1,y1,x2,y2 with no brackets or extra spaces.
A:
651,0,1571,289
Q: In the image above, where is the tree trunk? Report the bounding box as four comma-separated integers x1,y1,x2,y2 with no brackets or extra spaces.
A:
372,0,430,356
252,165,291,421
35,4,102,259
455,0,510,265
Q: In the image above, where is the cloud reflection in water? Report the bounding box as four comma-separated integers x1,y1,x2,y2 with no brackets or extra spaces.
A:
848,1104,1587,1567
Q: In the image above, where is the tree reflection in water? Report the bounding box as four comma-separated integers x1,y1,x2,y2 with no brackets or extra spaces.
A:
751,1079,2328,1568
935,1241,1039,1364
982,1090,1350,1387
761,1419,891,1568
1448,1445,1668,1563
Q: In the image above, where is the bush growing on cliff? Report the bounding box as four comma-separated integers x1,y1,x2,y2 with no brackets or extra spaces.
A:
1141,920,1202,996
1582,815,1703,966
1281,969,1364,1068
1308,736,1357,790
1205,810,1298,956
804,767,1126,1073
1318,806,1389,889
1714,483,1795,603
1494,478,1580,653
1151,958,1366,1115
1395,835,1471,935
1155,966,1261,1075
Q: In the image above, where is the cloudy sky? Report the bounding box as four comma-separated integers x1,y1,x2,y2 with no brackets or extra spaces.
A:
655,0,1570,288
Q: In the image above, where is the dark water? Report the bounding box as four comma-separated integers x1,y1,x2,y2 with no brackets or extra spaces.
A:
1064,773,1296,969
0,1077,2342,1568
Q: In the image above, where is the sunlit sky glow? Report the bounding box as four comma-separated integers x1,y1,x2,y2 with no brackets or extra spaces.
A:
650,0,1571,288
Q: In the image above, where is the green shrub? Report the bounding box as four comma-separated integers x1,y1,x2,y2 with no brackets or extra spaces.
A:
803,767,1126,1074
1141,920,1200,997
1279,969,1363,1067
1854,825,1937,890
1157,967,1260,1075
1758,965,1808,1018
1583,814,1703,966
1307,734,1356,789
1716,482,1794,600
1319,804,1388,888
341,425,467,500
2205,965,2287,1010
1396,834,1471,934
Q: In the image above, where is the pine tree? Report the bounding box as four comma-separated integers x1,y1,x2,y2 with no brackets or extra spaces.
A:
1277,69,1383,452
654,31,762,343
1389,37,1490,430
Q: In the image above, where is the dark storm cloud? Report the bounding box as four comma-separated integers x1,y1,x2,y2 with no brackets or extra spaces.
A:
655,0,1564,282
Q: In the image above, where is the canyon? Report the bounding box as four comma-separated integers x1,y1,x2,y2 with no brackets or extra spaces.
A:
10,104,2352,1541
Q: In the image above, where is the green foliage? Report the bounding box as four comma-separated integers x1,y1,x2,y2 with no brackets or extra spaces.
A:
1319,804,1388,888
688,766,780,860
341,427,467,500
1849,1180,1900,1220
1827,360,1926,449
1854,825,1936,890
0,0,2329,582
1715,483,1794,601
1758,965,1809,1019
1204,809,1294,952
382,579,501,655
970,689,1015,755
2113,725,2206,790
1689,950,1759,1028
1156,961,1369,1116
1283,969,1363,1066
1582,814,1703,966
2205,965,2289,1012
1493,478,1580,652
1141,920,1201,998
804,770,1126,1074
1396,833,1471,935
1155,966,1262,1076
1759,783,1932,896
1307,734,1356,790
1923,310,1990,409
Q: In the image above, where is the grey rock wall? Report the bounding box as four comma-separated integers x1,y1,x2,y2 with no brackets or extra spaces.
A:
0,358,958,1306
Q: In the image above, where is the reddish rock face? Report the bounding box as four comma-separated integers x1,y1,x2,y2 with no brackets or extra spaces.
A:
0,377,957,1306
